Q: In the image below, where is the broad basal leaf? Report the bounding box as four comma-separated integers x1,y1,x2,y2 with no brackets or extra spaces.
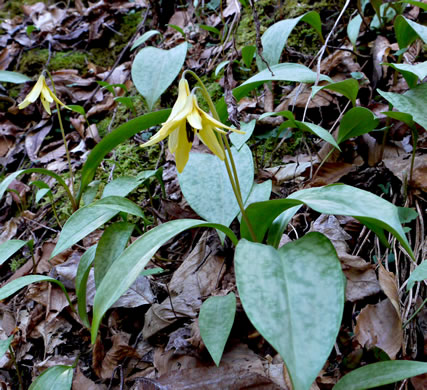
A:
0,336,13,359
216,63,332,121
0,239,27,266
52,196,144,257
257,12,322,70
347,14,363,47
199,293,236,366
0,275,71,305
311,79,359,107
91,219,238,343
235,233,344,390
407,260,427,291
178,144,254,231
0,70,31,84
384,61,427,88
241,184,414,260
29,365,74,390
333,361,427,390
131,42,187,110
378,83,427,131
94,222,134,287
337,107,379,144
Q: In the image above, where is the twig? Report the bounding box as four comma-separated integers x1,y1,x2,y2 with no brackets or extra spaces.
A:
107,364,124,390
83,8,149,108
302,0,352,122
248,0,274,76
166,283,178,320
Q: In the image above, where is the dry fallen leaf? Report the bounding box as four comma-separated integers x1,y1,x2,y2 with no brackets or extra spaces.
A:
143,232,225,339
383,153,427,192
355,299,403,359
378,262,401,320
73,367,107,390
340,253,381,302
96,332,139,380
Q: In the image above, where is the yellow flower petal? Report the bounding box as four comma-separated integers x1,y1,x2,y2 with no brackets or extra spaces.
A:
18,74,69,114
168,121,185,153
198,126,225,160
41,85,54,103
25,75,44,103
175,124,193,173
168,79,191,121
142,120,178,147
186,97,203,130
49,88,67,107
40,95,52,115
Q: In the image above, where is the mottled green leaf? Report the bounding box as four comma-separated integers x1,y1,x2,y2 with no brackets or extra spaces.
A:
0,70,31,84
29,365,74,390
199,293,236,366
91,219,238,342
257,12,322,70
178,145,254,231
337,107,379,144
132,42,187,110
333,361,427,390
378,83,427,130
235,234,344,390
347,14,362,47
52,197,144,257
0,239,27,266
407,260,427,291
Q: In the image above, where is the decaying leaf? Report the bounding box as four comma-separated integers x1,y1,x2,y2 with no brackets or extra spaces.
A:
143,232,225,339
355,299,403,359
94,332,139,380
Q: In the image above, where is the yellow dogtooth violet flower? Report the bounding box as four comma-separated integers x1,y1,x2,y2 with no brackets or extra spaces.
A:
142,78,244,173
18,74,68,115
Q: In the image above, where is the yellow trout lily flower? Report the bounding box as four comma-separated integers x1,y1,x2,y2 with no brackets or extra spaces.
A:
18,74,68,115
142,78,244,173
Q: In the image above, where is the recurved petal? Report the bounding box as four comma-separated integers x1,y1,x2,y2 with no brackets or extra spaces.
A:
18,99,31,110
174,124,192,173
198,126,225,160
142,119,181,147
193,97,244,134
40,95,52,115
202,111,245,133
23,75,45,103
48,88,67,107
168,79,191,121
41,86,54,104
186,97,203,129
170,91,195,123
168,121,186,153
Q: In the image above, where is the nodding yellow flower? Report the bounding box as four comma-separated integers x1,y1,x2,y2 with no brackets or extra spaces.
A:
142,78,244,173
18,74,68,115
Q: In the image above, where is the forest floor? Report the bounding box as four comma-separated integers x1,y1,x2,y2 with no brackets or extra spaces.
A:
0,0,426,389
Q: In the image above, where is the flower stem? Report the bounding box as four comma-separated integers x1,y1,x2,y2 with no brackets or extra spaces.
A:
9,345,24,390
184,70,258,242
46,71,76,208
403,297,427,328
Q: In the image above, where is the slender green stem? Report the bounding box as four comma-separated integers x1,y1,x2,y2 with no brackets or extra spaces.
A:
409,128,418,184
46,71,76,206
223,135,242,200
218,133,258,241
403,297,427,328
31,250,37,274
312,148,334,180
183,70,258,242
50,195,62,229
9,345,24,390
379,105,392,161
